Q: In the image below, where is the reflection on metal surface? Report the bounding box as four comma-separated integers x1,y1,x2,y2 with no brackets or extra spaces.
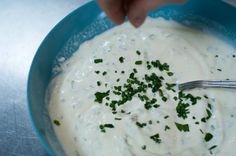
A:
223,0,236,7
0,0,87,155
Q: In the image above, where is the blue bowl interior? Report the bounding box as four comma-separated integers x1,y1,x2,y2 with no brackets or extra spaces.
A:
28,0,236,155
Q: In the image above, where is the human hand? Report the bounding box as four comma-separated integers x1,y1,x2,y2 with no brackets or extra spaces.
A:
97,0,185,27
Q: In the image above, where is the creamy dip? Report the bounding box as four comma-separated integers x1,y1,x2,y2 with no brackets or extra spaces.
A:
48,18,236,156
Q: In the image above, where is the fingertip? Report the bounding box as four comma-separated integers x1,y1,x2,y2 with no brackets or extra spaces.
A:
128,15,146,28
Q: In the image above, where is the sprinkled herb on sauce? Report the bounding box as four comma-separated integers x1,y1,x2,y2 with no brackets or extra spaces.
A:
94,58,103,64
209,145,217,154
53,120,61,126
142,145,146,150
119,56,125,63
99,124,114,133
135,60,143,65
97,81,101,86
204,133,213,142
165,125,170,131
136,50,141,55
94,91,110,103
175,123,189,132
150,133,161,143
136,122,147,128
49,18,236,156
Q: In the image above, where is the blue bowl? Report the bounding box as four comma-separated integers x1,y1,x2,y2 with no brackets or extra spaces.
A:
27,0,236,155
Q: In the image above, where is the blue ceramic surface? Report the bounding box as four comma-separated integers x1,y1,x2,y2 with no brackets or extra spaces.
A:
27,0,236,155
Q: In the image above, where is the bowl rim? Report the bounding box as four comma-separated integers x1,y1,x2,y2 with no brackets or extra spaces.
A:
26,1,97,155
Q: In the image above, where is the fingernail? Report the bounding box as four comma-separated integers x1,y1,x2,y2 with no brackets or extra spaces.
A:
132,16,145,28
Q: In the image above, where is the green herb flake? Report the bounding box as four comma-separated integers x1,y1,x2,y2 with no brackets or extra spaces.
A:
142,145,146,150
175,122,189,132
209,145,217,154
206,109,212,120
135,60,143,65
164,115,169,119
173,96,178,101
115,118,122,120
94,91,110,103
204,95,209,99
119,56,125,63
208,103,212,110
200,129,204,134
148,120,153,125
176,101,190,119
165,125,170,131
97,81,101,86
204,133,213,142
53,120,61,126
94,58,103,64
136,122,147,128
133,68,138,73
95,71,100,74
150,133,161,144
102,71,107,76
167,72,174,76
99,124,114,133
136,50,141,55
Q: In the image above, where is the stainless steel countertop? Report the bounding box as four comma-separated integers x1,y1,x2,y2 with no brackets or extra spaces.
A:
0,1,87,155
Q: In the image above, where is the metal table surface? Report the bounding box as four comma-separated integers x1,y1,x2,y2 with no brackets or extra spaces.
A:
0,0,87,155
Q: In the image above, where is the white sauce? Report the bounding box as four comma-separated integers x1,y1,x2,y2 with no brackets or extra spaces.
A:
48,18,236,156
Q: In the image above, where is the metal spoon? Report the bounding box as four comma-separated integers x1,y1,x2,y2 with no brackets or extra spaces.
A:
178,80,236,91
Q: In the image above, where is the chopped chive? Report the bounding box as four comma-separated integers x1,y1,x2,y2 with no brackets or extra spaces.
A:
136,122,147,128
165,125,170,131
135,60,143,65
133,68,137,73
53,120,61,126
142,145,146,150
119,56,125,63
148,120,153,125
95,71,100,74
97,81,101,86
167,72,174,76
150,133,161,143
136,50,141,55
204,95,209,99
94,58,103,64
175,123,189,132
164,115,169,119
209,145,217,154
99,124,114,133
94,91,110,103
204,133,213,142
